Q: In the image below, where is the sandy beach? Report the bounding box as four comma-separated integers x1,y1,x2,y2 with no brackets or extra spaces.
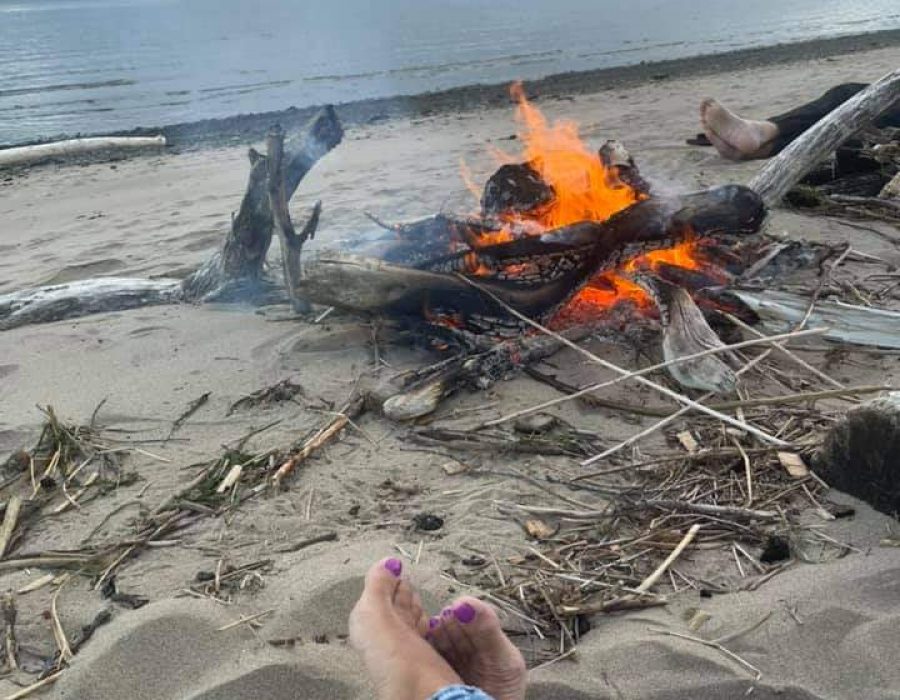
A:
1,38,899,700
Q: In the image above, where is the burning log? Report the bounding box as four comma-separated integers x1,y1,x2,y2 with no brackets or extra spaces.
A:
481,162,555,216
749,68,900,207
301,184,765,332
598,139,651,196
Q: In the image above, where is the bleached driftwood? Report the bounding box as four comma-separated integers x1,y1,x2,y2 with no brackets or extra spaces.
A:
732,289,900,349
0,136,166,168
749,69,900,207
0,108,342,331
182,106,342,301
0,278,182,331
265,124,322,312
185,106,344,300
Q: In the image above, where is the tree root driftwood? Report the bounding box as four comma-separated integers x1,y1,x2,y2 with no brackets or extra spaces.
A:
0,107,343,331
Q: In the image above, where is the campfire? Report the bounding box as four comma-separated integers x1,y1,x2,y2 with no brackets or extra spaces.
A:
462,82,709,320
301,84,766,348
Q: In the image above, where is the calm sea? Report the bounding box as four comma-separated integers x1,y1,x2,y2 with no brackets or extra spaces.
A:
1,0,898,145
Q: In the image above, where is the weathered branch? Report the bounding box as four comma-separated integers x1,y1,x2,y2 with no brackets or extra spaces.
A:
749,70,900,207
0,278,182,331
2,108,342,331
183,106,342,300
266,125,319,312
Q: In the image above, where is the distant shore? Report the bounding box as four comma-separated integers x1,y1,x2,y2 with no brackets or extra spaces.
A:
2,27,898,154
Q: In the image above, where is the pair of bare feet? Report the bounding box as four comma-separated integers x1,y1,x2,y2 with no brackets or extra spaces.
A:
700,98,780,161
349,558,527,700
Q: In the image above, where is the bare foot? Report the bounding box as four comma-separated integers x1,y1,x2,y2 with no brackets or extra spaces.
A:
700,98,779,161
428,597,527,700
349,558,462,700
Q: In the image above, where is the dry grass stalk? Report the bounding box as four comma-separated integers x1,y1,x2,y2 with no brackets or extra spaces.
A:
0,496,23,558
3,671,63,700
49,577,73,665
216,608,275,632
3,593,18,671
635,524,701,593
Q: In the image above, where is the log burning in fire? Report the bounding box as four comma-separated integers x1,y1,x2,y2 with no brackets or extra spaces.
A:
300,85,765,340
457,83,734,325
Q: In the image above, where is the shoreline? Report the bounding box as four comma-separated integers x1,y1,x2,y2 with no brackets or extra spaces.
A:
4,27,900,153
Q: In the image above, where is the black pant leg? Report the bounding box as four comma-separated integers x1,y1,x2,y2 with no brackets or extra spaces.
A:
767,83,868,153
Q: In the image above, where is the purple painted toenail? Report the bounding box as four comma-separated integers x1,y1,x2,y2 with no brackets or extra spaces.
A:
384,558,402,577
428,617,440,630
454,602,477,624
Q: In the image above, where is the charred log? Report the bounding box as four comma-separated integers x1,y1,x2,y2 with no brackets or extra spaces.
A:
302,184,764,334
481,162,554,216
598,140,651,196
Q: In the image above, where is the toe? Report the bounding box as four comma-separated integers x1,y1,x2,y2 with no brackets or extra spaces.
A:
411,588,430,637
429,609,457,660
362,557,403,602
450,597,503,641
394,579,428,633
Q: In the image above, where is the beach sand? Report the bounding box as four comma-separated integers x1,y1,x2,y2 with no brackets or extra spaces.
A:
1,41,899,700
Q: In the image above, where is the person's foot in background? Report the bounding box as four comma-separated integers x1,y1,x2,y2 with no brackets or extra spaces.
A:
701,98,780,160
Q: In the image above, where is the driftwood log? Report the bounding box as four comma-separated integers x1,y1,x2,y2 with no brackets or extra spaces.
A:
182,107,342,301
0,108,342,331
731,289,900,350
0,136,166,168
749,69,900,206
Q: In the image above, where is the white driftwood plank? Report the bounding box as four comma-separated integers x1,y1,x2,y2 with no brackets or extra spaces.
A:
732,289,900,349
0,136,166,168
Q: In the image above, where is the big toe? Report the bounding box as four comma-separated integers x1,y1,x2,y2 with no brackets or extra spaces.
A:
362,557,404,601
444,597,527,700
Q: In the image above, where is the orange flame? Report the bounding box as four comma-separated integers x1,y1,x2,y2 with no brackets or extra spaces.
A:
454,83,719,326
509,82,642,229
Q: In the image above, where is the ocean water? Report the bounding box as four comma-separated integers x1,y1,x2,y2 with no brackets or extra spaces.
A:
1,0,898,145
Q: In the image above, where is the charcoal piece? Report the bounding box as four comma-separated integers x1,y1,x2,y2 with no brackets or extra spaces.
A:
481,162,554,216
760,535,791,564
413,513,444,531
